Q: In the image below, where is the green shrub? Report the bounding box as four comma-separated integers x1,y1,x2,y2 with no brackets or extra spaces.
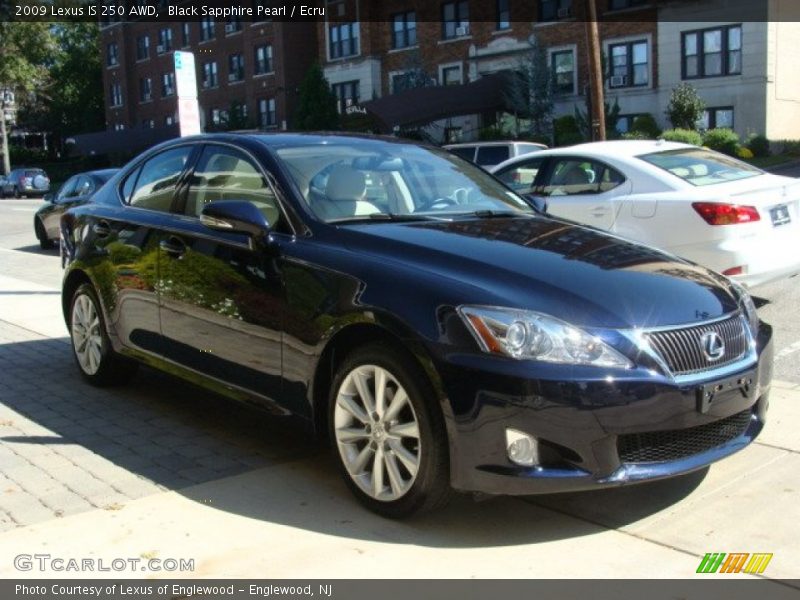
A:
660,128,703,146
702,128,740,156
745,134,771,157
630,113,661,139
781,140,800,156
9,145,49,166
553,115,584,147
666,83,705,130
478,126,508,141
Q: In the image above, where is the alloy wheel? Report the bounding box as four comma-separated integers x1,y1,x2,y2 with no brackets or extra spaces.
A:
333,364,421,502
71,293,103,375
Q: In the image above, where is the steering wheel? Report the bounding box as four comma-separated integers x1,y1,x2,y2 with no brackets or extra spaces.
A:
418,196,459,211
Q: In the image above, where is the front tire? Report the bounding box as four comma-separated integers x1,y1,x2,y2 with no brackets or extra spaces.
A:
69,283,137,386
35,218,54,249
329,343,451,518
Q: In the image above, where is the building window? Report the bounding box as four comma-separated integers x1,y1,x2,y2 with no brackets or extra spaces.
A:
609,40,648,88
609,0,647,9
225,16,243,34
141,119,155,129
442,1,469,40
181,23,190,47
165,115,176,126
331,81,360,113
139,77,152,102
106,42,119,67
551,49,575,95
113,123,125,132
157,28,172,53
440,65,462,86
136,35,149,61
538,0,572,21
329,22,359,59
699,106,734,130
255,45,273,75
202,61,218,88
228,54,245,82
392,11,417,49
616,114,645,134
445,127,462,143
200,17,216,42
109,84,123,107
391,72,428,94
258,98,276,128
162,72,175,97
497,0,511,30
682,25,742,79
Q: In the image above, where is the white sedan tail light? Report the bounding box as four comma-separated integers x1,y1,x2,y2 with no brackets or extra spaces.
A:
692,202,760,225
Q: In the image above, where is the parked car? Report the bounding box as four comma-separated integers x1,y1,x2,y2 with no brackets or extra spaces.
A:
0,167,50,198
444,141,546,170
35,169,118,249
61,133,772,517
491,140,800,288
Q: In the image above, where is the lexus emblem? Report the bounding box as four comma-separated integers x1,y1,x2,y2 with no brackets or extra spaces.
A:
700,331,725,361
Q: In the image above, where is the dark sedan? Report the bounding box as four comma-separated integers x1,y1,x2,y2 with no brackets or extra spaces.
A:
60,133,772,518
35,169,118,248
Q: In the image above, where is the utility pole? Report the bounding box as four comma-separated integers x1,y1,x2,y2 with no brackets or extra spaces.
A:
585,0,606,141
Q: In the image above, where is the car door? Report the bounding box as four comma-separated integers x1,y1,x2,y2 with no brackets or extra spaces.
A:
157,143,288,408
535,156,630,231
89,145,198,356
41,176,79,238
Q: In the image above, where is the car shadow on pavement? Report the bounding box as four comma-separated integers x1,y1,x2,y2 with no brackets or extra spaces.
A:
12,245,58,255
1,335,708,547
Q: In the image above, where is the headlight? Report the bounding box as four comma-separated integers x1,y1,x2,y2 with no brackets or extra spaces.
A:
457,306,633,368
730,281,759,336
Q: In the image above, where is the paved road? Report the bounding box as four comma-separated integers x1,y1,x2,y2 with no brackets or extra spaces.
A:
0,195,799,582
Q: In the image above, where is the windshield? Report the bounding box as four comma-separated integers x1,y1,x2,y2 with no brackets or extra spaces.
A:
638,148,762,187
274,140,534,223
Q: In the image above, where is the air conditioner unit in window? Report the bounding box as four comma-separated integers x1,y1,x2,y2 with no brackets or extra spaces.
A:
156,44,165,54
455,25,468,37
225,23,236,34
610,75,627,87
557,7,572,18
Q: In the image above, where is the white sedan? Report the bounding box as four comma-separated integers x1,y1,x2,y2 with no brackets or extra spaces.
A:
490,140,800,288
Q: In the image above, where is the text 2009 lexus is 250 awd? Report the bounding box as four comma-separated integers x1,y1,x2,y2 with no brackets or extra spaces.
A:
60,133,772,517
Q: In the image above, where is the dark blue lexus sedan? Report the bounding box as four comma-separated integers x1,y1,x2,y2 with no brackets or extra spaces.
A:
60,133,772,517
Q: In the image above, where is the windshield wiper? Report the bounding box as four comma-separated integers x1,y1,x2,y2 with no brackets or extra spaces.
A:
330,213,444,224
461,209,530,219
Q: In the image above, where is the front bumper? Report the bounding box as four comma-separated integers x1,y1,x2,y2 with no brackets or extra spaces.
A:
434,322,773,496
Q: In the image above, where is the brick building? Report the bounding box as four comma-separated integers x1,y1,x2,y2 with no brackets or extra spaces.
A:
100,17,318,133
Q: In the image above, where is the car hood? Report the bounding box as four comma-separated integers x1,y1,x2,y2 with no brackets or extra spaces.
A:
340,215,739,329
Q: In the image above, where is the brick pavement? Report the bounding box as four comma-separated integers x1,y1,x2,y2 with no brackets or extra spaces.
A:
0,318,314,531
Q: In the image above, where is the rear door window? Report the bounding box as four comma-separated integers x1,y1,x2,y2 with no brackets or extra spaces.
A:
128,146,193,212
476,145,510,166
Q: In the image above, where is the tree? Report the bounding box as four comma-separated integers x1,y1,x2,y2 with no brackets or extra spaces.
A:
503,35,554,140
293,63,340,131
666,83,706,130
0,22,54,174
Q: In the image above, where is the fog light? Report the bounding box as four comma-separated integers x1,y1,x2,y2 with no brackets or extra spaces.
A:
505,428,539,467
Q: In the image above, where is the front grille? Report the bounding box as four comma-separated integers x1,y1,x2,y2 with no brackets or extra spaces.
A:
646,314,748,376
618,410,752,463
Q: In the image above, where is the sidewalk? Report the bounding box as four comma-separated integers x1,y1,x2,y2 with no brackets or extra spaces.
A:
0,275,798,581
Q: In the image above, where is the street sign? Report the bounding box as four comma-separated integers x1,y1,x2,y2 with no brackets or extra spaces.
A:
174,51,201,136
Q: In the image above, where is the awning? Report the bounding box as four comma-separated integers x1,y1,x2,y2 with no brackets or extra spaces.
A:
360,72,511,132
70,125,180,157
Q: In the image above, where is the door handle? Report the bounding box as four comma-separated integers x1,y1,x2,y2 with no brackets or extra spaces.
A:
590,206,610,217
92,221,111,238
159,236,186,258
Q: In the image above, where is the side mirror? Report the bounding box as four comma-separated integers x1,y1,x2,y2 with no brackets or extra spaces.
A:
200,200,270,237
44,193,55,203
524,194,548,214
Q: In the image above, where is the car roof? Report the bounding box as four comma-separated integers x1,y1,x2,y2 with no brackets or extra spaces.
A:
543,139,694,157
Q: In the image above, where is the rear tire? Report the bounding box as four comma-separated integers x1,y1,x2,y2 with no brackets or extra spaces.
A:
69,283,138,386
328,342,452,518
35,219,54,249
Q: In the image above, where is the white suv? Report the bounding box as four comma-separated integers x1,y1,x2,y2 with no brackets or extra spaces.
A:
444,141,547,170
